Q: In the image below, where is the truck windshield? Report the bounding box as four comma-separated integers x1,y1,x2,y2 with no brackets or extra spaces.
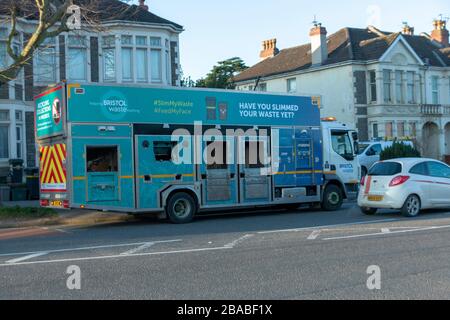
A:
331,130,354,160
369,162,402,176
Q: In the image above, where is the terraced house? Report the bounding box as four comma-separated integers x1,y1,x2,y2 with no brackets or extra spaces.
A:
234,19,450,161
0,0,183,181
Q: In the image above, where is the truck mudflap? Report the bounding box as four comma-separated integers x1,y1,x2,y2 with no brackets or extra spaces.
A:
39,143,69,208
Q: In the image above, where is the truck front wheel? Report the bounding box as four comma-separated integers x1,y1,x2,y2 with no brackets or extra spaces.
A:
166,192,197,224
321,184,344,211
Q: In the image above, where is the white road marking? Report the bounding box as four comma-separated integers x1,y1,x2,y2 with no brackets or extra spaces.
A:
307,230,321,240
225,234,254,248
0,239,182,258
6,252,48,264
381,228,390,234
257,219,400,234
120,242,156,255
323,224,450,241
0,246,232,268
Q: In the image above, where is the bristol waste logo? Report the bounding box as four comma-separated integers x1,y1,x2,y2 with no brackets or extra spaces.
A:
52,98,62,125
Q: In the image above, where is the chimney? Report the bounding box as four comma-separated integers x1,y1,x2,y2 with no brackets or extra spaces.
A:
310,22,328,65
431,18,449,47
402,22,414,36
259,39,279,60
138,0,149,11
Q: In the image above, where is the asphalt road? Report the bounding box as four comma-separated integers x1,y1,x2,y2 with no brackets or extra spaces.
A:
1,202,450,300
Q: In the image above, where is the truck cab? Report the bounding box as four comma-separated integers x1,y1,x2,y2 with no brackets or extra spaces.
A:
320,118,360,207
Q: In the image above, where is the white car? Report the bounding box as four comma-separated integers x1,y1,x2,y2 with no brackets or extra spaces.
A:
358,158,450,217
357,141,413,176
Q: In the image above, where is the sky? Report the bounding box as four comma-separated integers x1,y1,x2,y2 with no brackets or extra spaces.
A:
130,0,449,80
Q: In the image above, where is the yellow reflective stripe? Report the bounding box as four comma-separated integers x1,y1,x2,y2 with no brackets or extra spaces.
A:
73,176,86,181
275,170,322,175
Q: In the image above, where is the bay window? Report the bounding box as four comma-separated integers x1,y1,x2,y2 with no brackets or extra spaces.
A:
121,35,133,82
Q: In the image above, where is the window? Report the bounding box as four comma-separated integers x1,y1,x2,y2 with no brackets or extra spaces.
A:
427,161,450,179
0,124,8,159
136,36,147,46
287,78,297,93
102,36,116,81
385,122,393,138
165,50,170,83
151,49,162,82
121,47,133,82
410,162,428,176
409,122,417,137
153,141,176,162
407,71,415,103
150,37,162,47
257,83,267,92
397,122,405,137
369,162,402,176
0,41,7,69
67,36,87,81
369,71,377,103
366,144,382,156
136,48,148,82
372,123,379,139
395,71,404,103
86,146,118,172
431,76,439,104
15,111,22,121
16,126,22,159
121,35,133,46
331,130,354,160
383,70,392,103
35,39,56,83
0,110,9,121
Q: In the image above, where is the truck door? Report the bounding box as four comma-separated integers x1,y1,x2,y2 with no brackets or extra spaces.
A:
135,135,194,210
238,136,271,203
295,128,315,186
71,124,134,209
200,135,238,206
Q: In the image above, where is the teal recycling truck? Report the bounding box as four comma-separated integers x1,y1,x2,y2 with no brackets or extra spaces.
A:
35,82,360,223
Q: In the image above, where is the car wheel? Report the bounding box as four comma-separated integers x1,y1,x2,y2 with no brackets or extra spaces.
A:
401,195,421,218
321,184,344,211
360,207,377,215
166,192,197,224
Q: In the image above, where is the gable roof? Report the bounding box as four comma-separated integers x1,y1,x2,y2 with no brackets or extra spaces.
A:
0,0,183,31
234,27,449,83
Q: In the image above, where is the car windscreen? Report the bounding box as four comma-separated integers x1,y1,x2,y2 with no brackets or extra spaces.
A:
369,162,402,176
357,143,370,155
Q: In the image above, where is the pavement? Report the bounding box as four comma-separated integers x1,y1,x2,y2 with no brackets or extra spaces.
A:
0,200,133,229
2,202,450,299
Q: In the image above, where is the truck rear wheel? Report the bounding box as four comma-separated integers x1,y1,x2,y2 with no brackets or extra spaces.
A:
166,192,197,224
321,184,343,211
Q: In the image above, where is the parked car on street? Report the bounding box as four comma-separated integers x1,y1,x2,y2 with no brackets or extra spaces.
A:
357,141,414,176
358,158,450,217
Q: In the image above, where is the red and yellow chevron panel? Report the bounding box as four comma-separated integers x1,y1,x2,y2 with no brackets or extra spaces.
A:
39,144,67,192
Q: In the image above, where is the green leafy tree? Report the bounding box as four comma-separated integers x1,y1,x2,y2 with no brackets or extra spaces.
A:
196,57,248,89
380,141,421,161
